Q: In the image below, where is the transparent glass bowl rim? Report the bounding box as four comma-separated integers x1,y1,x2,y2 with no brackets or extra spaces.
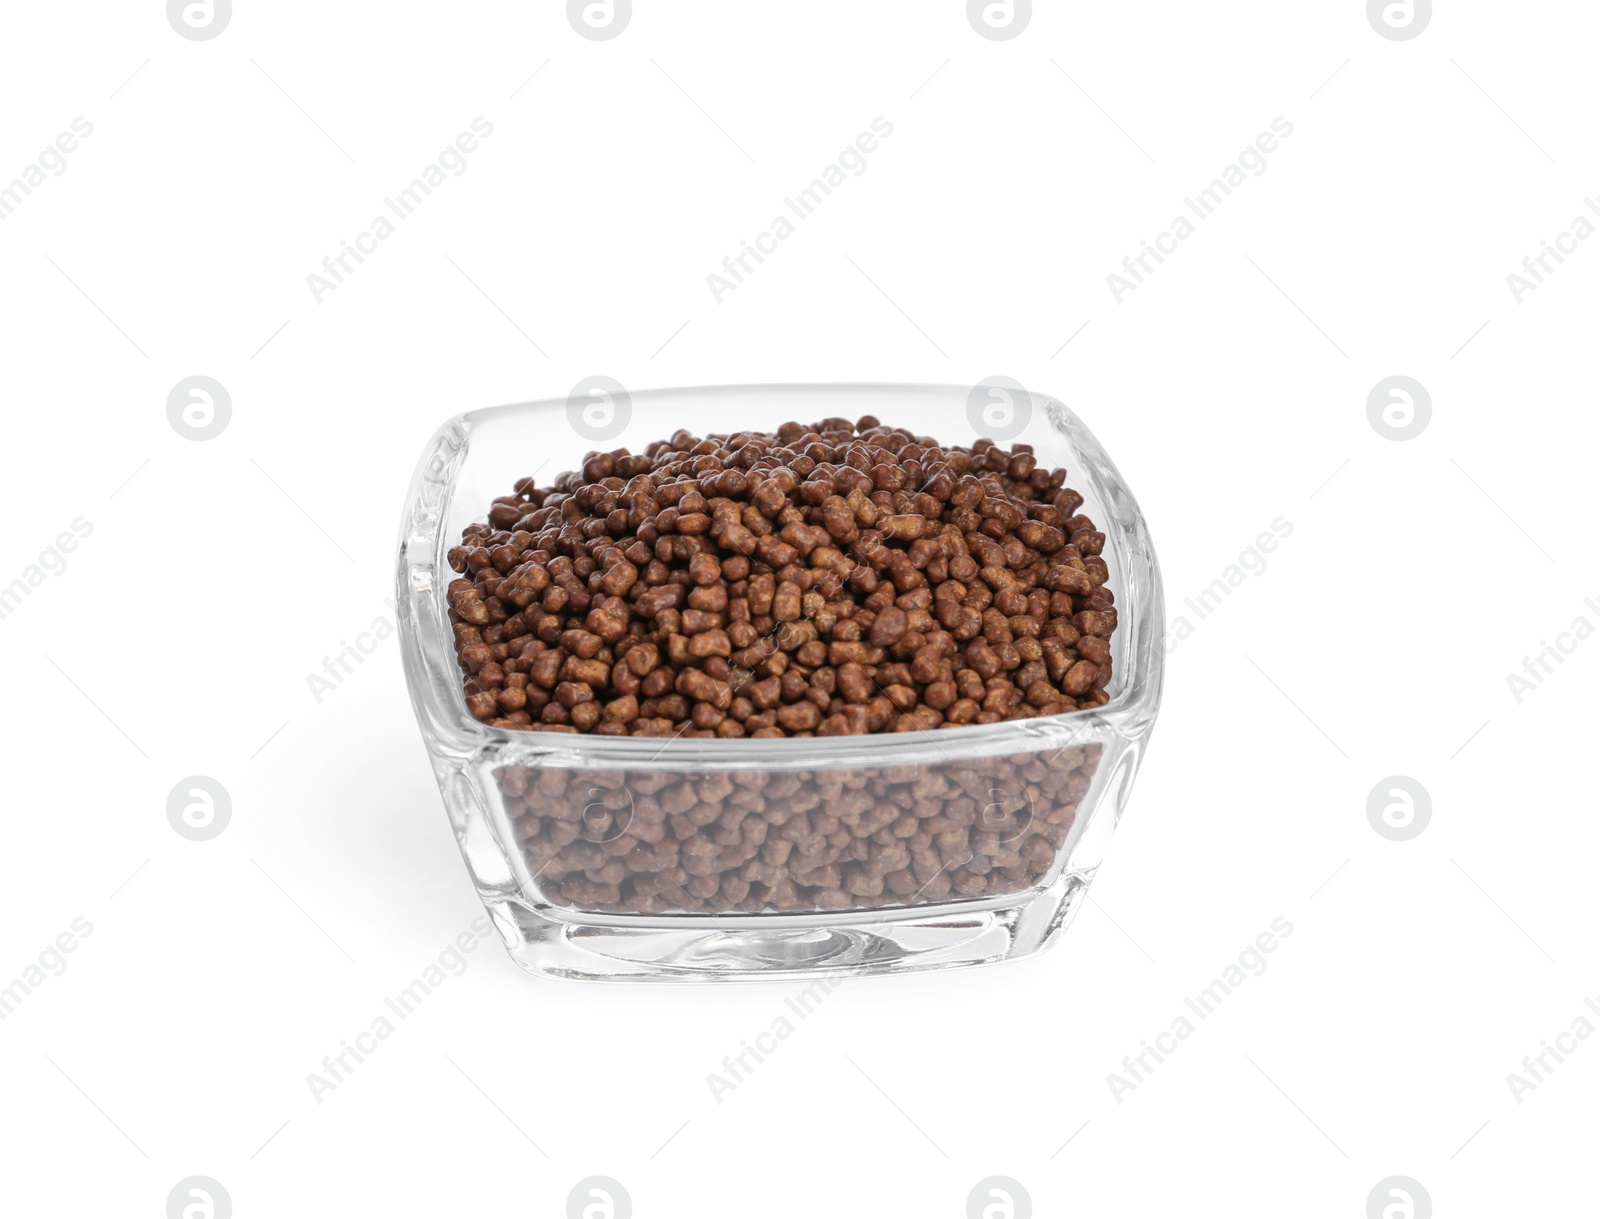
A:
397,382,1164,771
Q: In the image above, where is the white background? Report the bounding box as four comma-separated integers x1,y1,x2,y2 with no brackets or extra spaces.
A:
2,2,1596,1215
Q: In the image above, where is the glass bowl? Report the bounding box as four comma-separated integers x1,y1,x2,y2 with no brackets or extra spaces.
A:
397,383,1163,980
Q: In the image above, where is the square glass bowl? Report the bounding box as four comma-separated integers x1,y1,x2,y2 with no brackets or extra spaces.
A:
397,384,1163,980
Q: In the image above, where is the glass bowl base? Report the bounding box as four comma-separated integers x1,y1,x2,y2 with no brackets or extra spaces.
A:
486,871,1092,982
